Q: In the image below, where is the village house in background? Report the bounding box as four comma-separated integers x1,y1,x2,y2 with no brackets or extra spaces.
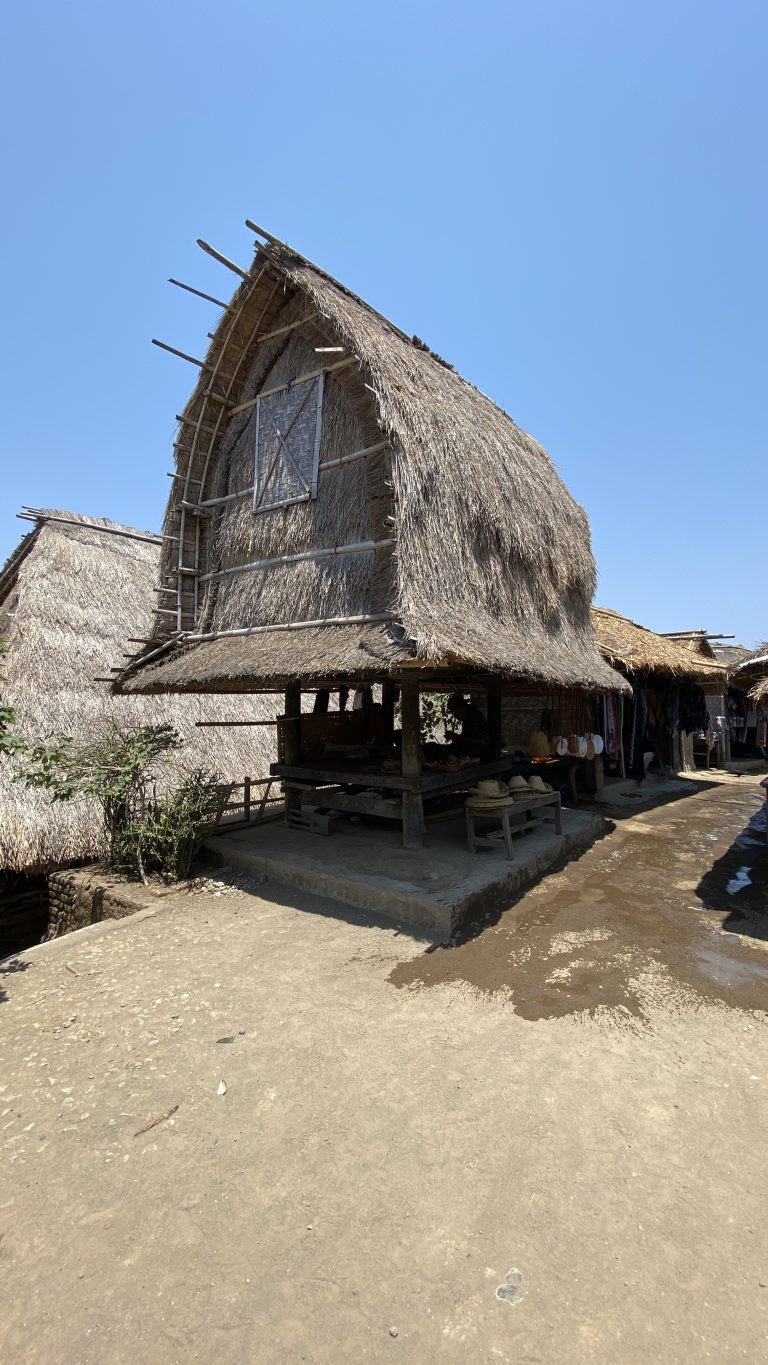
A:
0,510,276,953
115,222,629,851
728,646,768,757
590,608,729,776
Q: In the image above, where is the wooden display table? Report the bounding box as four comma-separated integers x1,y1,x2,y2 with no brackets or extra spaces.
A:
465,791,562,859
272,757,571,848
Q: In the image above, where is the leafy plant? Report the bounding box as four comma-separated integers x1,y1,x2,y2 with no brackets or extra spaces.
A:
0,637,24,758
15,723,221,882
419,693,451,744
393,692,452,745
139,769,225,882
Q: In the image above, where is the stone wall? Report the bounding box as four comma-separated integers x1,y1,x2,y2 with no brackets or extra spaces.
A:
47,867,151,939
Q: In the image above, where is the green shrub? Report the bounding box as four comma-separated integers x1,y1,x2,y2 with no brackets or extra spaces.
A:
139,769,225,882
15,723,224,883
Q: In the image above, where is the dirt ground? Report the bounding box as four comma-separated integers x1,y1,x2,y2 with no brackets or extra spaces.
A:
1,773,767,1364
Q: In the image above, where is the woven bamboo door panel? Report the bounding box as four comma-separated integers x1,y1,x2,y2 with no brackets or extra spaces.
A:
254,375,324,512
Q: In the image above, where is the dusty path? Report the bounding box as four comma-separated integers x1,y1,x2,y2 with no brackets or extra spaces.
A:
392,773,768,1017
1,775,767,1364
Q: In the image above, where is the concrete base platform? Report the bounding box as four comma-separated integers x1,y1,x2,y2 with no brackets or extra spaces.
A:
203,806,606,940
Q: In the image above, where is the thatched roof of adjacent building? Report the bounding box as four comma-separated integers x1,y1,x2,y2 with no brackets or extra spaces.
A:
591,608,728,683
731,645,768,703
0,511,276,874
118,224,625,697
712,643,752,668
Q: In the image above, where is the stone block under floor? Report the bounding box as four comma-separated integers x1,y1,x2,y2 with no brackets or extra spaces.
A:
203,806,606,940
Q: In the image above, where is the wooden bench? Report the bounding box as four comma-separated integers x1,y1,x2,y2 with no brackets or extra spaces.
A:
465,792,563,859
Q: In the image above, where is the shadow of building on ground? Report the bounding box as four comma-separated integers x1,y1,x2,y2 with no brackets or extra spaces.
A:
696,805,767,941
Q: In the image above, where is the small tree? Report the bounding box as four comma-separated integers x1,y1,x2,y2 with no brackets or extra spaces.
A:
16,723,222,882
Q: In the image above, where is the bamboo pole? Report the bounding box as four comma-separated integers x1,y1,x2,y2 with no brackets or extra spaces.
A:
195,720,278,727
152,338,209,369
198,538,394,584
193,441,389,510
227,356,357,417
258,313,318,343
175,263,271,629
175,414,221,434
182,612,394,643
17,510,161,547
197,239,250,279
243,217,414,343
318,440,388,472
169,278,230,309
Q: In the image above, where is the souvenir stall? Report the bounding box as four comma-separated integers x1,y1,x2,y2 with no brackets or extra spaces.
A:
729,650,768,759
590,608,728,778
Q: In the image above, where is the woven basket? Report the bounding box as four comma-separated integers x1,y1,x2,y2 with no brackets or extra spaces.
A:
528,729,550,758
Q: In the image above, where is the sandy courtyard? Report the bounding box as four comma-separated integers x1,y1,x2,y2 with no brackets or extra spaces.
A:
1,774,767,1363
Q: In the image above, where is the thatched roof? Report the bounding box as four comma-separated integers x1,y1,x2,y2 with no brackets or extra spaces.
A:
591,608,728,683
731,645,768,702
0,511,276,874
118,225,624,696
712,643,752,668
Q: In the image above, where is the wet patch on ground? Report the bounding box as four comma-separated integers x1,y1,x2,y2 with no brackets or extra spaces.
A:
390,780,768,1023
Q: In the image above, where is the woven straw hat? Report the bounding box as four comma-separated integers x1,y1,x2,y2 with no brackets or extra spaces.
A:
468,778,508,798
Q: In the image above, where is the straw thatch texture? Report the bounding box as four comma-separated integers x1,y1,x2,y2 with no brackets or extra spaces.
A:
119,232,624,695
0,513,276,874
731,645,768,702
712,644,752,668
591,608,728,682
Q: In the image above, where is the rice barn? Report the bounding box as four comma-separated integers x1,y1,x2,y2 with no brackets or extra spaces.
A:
0,510,277,954
115,221,628,911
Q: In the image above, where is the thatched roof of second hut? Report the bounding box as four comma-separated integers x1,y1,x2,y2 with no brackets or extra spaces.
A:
731,644,768,702
0,512,276,874
591,608,728,682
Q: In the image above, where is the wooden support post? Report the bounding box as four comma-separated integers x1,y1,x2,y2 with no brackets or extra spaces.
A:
283,683,302,820
487,677,502,760
243,775,251,822
400,680,423,849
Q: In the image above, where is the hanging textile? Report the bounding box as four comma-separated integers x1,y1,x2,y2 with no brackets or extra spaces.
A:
626,686,648,780
678,683,709,734
602,692,620,757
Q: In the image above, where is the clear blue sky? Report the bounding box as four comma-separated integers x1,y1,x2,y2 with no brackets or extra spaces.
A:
1,1,765,646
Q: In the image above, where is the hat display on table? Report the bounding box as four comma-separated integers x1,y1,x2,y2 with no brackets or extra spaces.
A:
527,774,547,792
468,778,508,798
465,795,516,809
507,775,528,791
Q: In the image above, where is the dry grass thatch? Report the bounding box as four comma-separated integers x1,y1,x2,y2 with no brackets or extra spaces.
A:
711,643,752,668
731,644,768,701
0,512,276,874
119,230,625,696
591,608,728,683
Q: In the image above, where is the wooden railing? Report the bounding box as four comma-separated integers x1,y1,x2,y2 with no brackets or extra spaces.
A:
211,776,283,833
